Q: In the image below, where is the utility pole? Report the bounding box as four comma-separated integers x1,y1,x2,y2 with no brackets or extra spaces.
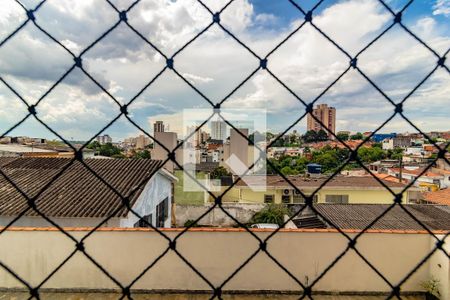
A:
399,155,403,183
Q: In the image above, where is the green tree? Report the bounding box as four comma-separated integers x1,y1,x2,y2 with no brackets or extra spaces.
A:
314,152,339,171
336,132,349,141
210,166,231,179
303,130,318,143
87,141,101,149
250,204,290,226
350,132,364,140
98,143,122,156
317,129,329,141
87,142,123,157
280,166,297,175
388,148,404,160
357,147,386,163
265,132,275,141
134,150,151,159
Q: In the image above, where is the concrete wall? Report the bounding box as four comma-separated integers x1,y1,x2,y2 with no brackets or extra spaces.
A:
428,236,450,300
175,204,265,227
0,229,446,296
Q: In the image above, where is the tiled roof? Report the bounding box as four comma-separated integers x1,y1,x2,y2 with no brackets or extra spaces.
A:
433,168,450,175
422,188,450,206
390,167,443,178
235,175,407,189
306,140,370,150
373,173,408,184
0,157,165,218
292,204,450,231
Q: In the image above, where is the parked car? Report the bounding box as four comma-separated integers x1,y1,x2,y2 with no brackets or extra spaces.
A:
250,223,279,229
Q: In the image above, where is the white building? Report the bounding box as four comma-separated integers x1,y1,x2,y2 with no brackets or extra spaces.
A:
96,134,112,145
387,166,446,190
382,136,412,150
0,157,177,228
210,120,226,141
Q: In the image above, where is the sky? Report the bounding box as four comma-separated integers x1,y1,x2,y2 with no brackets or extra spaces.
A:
0,0,449,142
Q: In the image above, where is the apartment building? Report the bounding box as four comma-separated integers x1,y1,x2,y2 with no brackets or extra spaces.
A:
96,134,112,145
210,120,226,141
153,120,165,133
306,104,336,137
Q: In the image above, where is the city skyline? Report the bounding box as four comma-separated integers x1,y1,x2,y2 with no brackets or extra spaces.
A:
0,0,449,141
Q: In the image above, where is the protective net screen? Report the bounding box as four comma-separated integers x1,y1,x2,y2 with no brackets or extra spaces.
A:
0,0,449,299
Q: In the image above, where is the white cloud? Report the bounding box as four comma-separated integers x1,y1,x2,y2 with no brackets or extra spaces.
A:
182,73,214,84
433,0,450,16
0,0,448,139
254,13,278,25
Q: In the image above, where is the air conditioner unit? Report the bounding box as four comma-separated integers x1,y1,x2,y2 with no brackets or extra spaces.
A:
294,189,302,195
283,189,290,195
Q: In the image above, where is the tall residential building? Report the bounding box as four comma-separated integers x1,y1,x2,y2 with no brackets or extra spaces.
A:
136,135,151,149
210,121,226,141
221,128,250,175
153,121,165,133
186,126,209,148
96,134,112,145
306,104,336,137
152,132,178,173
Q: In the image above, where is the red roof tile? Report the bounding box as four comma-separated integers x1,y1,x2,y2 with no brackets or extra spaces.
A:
423,189,450,206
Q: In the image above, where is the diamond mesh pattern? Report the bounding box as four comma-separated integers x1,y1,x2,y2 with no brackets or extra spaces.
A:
0,0,449,299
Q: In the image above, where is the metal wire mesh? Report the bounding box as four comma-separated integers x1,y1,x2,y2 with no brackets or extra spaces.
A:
0,0,449,299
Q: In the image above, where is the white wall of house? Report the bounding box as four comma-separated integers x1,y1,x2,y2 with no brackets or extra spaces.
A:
382,138,394,150
120,171,173,228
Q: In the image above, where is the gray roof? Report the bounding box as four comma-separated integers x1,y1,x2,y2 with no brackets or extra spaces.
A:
0,157,165,218
292,204,450,231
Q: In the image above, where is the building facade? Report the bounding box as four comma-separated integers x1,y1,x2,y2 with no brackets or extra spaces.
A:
152,132,178,172
153,121,165,133
136,134,151,149
210,175,420,204
306,104,336,137
96,134,112,145
210,120,226,141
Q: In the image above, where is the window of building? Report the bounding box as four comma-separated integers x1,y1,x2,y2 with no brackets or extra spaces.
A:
293,194,304,203
281,195,290,204
325,195,349,204
134,214,152,228
156,197,169,227
264,194,274,203
293,194,318,204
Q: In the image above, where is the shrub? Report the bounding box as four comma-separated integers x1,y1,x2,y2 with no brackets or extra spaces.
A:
421,277,440,298
250,204,289,226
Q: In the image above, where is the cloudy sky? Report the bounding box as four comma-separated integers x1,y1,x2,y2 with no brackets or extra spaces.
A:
0,0,449,142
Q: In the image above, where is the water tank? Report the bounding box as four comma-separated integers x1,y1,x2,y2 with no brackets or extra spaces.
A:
307,163,322,174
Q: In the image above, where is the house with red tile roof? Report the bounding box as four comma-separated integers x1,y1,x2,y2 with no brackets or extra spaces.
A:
422,188,450,206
